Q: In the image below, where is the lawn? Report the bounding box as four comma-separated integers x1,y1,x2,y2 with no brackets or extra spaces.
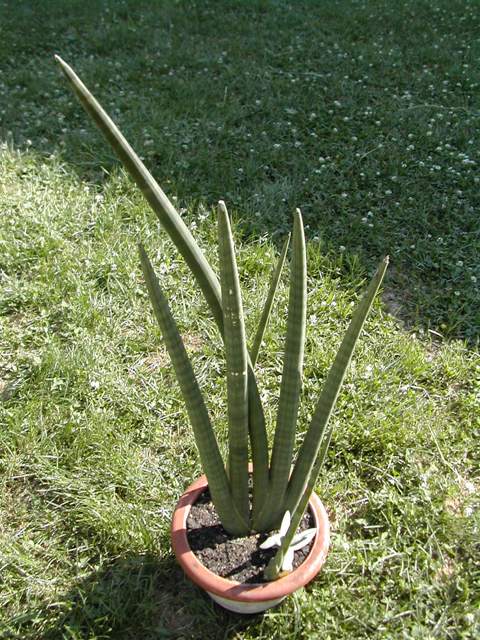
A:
0,1,479,638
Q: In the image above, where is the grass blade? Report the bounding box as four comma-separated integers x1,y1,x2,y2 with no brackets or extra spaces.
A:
285,256,389,517
250,234,290,367
139,243,249,536
218,201,250,523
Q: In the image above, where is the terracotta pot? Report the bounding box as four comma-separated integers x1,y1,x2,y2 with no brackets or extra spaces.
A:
171,473,330,614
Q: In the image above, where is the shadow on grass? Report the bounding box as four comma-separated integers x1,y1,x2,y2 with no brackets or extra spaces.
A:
38,554,263,640
1,1,479,344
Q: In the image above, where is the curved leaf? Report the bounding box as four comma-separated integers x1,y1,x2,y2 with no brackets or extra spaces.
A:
139,244,249,536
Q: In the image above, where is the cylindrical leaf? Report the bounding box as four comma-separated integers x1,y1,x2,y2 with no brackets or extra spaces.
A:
258,210,306,531
55,56,223,330
218,201,250,523
55,57,270,519
139,244,249,536
266,256,388,580
285,256,389,517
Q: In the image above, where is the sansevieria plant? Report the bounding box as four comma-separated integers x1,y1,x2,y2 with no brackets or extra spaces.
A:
56,56,388,581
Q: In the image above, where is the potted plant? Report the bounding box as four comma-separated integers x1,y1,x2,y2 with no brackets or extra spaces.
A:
55,56,388,613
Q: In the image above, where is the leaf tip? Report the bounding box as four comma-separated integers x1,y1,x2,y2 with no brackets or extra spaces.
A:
54,55,75,81
54,54,67,69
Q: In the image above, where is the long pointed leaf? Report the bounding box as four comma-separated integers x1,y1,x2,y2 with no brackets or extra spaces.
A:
56,57,270,517
139,244,249,536
266,256,388,579
250,234,290,367
55,56,223,329
218,201,250,523
258,210,306,530
285,256,389,517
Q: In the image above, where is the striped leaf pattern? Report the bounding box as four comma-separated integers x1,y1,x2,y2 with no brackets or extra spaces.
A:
260,210,306,530
57,58,389,539
55,56,223,330
248,366,270,527
264,424,334,580
138,244,249,536
285,256,389,517
56,56,269,523
218,202,250,523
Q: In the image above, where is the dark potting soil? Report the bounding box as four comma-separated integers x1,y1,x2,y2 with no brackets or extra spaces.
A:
186,489,315,584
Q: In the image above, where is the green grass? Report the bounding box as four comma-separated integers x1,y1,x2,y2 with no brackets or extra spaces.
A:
0,1,479,638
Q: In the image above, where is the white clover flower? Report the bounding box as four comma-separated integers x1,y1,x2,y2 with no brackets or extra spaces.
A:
464,613,475,625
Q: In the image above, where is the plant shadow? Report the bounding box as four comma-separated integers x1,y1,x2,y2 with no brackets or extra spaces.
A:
39,553,265,640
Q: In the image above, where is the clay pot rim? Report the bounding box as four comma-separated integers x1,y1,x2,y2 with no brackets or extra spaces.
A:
171,473,330,603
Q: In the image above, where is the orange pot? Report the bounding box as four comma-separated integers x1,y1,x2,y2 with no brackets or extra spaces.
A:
171,473,330,613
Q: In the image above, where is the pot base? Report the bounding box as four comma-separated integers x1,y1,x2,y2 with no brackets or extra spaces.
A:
208,591,285,614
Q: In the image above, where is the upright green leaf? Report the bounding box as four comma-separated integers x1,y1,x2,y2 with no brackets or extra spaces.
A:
250,234,290,367
258,210,307,531
266,256,388,578
249,233,290,525
139,244,249,536
285,256,389,517
217,201,250,523
55,57,270,517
